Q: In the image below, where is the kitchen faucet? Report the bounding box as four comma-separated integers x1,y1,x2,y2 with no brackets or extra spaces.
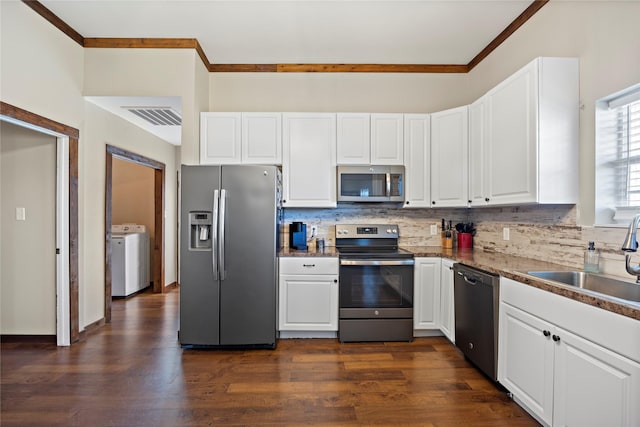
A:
621,213,640,282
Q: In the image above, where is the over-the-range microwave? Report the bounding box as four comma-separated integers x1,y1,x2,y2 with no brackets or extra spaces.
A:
337,165,404,202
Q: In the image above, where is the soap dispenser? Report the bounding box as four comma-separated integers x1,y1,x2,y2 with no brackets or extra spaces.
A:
584,241,600,273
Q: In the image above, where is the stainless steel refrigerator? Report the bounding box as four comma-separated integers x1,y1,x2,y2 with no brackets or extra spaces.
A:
179,164,281,348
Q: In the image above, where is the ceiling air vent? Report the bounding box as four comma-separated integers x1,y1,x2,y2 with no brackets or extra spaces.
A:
123,106,182,126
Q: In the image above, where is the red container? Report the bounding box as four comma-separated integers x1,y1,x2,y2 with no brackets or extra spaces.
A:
458,232,473,249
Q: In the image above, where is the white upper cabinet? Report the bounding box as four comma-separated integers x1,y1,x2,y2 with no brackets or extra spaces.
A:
282,113,337,208
481,57,579,206
241,112,282,164
403,114,431,208
468,97,487,206
336,113,371,164
371,113,404,165
200,112,282,165
430,106,469,207
200,112,242,164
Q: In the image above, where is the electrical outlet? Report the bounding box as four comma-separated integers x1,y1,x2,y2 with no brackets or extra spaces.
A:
310,225,318,237
430,224,438,235
503,227,510,241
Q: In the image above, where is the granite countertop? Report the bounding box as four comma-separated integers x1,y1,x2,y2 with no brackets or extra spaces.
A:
279,245,640,321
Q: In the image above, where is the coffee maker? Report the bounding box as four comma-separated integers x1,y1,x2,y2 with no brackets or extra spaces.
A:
289,222,307,250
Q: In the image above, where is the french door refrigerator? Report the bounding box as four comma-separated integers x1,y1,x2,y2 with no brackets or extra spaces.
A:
179,164,281,348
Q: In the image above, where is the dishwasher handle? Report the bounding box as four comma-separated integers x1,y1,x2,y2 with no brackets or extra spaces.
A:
457,271,479,285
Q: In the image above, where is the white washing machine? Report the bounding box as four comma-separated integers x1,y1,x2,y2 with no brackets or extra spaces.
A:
111,224,150,297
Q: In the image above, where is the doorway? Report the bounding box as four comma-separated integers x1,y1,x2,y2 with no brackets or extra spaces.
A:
105,145,165,323
0,102,79,346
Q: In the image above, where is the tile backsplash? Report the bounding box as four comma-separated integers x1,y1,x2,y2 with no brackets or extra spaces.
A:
284,204,636,280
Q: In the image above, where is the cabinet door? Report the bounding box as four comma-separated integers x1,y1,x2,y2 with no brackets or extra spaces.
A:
468,97,488,206
439,258,455,343
278,274,339,331
200,112,242,164
430,106,469,207
371,113,404,165
414,258,441,330
553,327,640,427
486,61,538,204
282,113,337,208
403,114,431,208
499,303,554,426
337,113,370,164
241,113,282,164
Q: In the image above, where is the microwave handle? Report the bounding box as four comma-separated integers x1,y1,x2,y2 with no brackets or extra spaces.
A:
386,173,391,197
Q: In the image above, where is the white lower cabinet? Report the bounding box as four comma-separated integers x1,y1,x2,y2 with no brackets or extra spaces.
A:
439,258,455,343
278,257,339,333
414,257,441,330
499,278,640,427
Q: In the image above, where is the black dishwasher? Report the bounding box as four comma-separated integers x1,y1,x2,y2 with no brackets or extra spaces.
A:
453,263,500,381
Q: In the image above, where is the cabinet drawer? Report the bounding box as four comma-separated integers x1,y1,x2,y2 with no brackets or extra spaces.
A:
279,257,338,275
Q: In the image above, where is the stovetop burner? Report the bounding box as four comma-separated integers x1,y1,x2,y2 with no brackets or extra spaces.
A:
335,224,413,259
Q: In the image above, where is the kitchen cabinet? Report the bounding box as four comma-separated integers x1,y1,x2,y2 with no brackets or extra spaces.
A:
371,113,404,165
468,97,487,206
430,106,468,207
241,112,282,164
200,112,242,164
499,277,640,427
478,57,578,206
278,257,339,333
200,112,282,165
414,257,441,330
337,113,370,164
403,114,431,208
337,113,403,165
282,113,337,208
439,258,455,343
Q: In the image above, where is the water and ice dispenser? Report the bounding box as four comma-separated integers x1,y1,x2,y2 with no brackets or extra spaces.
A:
189,212,212,250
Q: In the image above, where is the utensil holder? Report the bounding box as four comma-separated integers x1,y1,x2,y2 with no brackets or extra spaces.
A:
458,232,473,249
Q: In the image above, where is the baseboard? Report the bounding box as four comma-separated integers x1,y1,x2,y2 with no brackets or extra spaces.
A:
0,334,56,344
78,317,105,341
165,281,178,291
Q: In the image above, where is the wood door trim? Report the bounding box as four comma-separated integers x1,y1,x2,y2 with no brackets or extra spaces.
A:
105,145,166,322
24,0,548,73
0,101,80,344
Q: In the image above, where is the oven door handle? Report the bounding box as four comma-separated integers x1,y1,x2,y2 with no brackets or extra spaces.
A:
340,259,415,266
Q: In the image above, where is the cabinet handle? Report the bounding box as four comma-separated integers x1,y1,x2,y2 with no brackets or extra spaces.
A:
302,264,316,268
467,200,472,204
432,201,436,205
406,201,410,205
485,197,490,202
543,330,551,337
333,279,338,283
552,334,561,342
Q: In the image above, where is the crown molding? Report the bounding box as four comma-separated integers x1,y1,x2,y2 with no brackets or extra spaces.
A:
23,0,549,73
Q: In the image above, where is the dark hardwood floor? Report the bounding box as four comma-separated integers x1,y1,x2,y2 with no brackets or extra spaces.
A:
1,288,538,426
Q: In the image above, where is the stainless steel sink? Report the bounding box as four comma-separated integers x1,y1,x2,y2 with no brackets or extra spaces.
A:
526,271,640,303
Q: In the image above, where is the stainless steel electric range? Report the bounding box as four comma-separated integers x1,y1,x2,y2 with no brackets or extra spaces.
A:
335,224,414,342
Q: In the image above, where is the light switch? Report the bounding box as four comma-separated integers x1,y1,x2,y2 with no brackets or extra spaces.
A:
16,207,26,221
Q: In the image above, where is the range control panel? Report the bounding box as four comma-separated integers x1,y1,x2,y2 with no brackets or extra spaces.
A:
335,224,399,238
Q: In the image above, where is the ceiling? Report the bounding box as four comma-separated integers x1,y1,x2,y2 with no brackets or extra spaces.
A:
38,0,539,145
41,0,535,65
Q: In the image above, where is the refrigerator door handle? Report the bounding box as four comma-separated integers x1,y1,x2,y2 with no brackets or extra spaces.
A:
212,189,220,279
218,189,227,281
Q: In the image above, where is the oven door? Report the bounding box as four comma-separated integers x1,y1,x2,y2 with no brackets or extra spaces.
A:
339,259,414,318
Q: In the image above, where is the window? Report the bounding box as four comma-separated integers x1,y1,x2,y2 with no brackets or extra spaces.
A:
596,84,640,226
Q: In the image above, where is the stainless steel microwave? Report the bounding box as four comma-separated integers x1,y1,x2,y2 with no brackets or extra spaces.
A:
337,166,405,202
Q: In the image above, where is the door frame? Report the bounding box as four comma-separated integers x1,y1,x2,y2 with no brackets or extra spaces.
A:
105,144,165,322
0,102,79,346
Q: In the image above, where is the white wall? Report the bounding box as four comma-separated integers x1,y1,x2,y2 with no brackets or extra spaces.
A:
83,102,178,326
466,1,640,227
1,122,57,334
209,72,470,113
0,1,85,128
83,48,206,165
